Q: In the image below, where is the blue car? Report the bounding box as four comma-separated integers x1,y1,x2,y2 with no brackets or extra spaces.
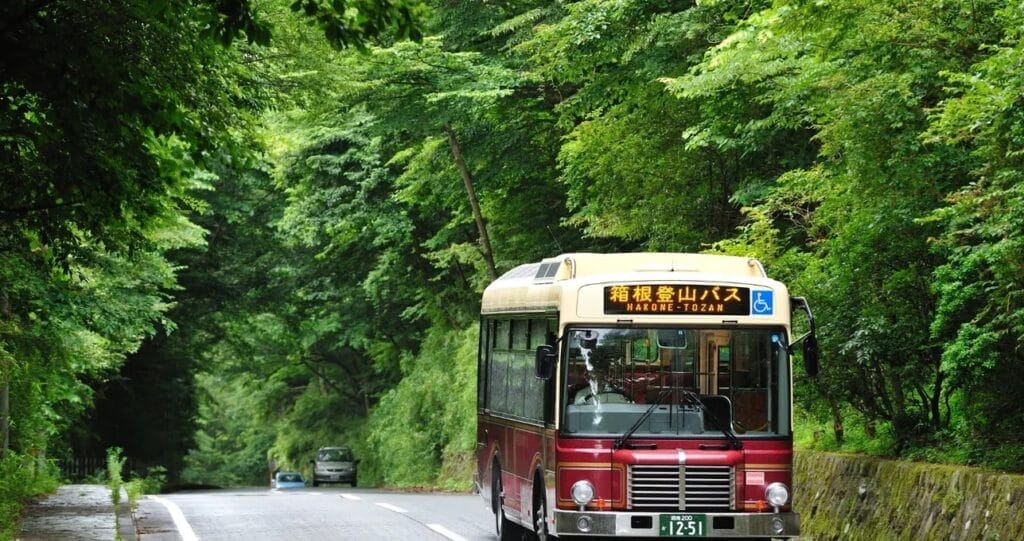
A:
272,471,306,489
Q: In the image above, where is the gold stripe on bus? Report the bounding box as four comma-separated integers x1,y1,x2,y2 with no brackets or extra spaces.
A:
556,462,626,470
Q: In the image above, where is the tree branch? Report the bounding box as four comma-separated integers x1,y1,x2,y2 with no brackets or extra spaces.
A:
0,0,59,35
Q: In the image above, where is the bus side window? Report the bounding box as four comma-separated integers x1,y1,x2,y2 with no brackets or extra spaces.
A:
631,335,654,363
523,319,548,421
487,320,512,414
477,319,494,408
511,319,530,418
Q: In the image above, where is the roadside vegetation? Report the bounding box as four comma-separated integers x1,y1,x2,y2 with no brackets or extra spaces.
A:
0,454,58,539
106,447,165,510
1,2,1022,529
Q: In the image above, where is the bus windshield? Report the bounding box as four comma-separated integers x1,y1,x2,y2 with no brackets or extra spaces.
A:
562,326,790,438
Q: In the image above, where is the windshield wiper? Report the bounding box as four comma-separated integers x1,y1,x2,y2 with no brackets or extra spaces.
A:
680,390,744,450
613,388,672,450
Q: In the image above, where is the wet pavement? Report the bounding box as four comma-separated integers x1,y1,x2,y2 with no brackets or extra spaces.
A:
16,484,135,541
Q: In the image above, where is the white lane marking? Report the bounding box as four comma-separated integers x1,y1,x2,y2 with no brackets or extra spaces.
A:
341,493,362,500
427,523,469,541
151,495,200,541
375,502,409,513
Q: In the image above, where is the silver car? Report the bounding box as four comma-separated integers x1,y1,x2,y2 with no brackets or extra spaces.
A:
310,446,357,487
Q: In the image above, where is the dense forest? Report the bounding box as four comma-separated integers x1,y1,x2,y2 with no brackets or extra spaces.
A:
2,0,1023,529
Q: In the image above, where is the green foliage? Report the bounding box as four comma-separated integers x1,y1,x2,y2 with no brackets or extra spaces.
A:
109,450,166,523
181,0,1024,483
925,4,1024,452
106,447,126,506
298,0,425,47
181,373,277,487
795,407,898,458
0,0,263,487
520,0,800,249
671,0,1013,457
0,453,60,541
137,466,168,497
367,327,477,489
9,0,1024,495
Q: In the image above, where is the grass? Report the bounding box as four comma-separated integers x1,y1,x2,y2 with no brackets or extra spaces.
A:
794,406,1024,473
125,466,166,507
0,453,60,541
794,407,898,457
107,447,126,506
106,448,166,509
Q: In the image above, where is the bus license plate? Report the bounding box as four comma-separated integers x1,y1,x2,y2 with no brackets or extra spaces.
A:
659,514,707,537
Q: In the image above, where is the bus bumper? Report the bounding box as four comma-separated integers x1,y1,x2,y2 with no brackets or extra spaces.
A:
553,510,799,538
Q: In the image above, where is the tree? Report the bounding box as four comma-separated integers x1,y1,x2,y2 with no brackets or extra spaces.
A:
673,0,1003,449
0,0,258,476
926,3,1024,466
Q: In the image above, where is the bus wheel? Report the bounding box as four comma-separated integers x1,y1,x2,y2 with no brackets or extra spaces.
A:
532,477,549,541
493,466,516,541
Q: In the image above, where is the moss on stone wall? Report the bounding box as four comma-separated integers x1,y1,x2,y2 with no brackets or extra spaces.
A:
794,452,1024,540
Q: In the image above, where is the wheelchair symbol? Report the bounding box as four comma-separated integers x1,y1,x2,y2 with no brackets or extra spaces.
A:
752,291,774,315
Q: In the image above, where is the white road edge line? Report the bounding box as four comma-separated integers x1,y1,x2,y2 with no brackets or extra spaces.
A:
341,493,362,500
375,502,409,513
427,523,469,541
151,495,200,541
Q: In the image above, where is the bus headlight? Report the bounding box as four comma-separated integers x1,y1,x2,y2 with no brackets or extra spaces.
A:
765,482,790,509
571,480,595,507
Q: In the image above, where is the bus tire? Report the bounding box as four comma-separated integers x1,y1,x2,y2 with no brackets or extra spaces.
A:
532,474,549,541
493,464,517,541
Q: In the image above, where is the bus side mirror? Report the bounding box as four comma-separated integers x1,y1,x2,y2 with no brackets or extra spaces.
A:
790,296,820,377
804,333,820,377
535,345,555,380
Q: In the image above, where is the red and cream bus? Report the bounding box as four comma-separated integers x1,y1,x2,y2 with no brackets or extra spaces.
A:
476,253,819,539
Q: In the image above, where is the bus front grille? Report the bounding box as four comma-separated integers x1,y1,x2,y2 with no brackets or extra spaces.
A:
684,465,734,510
628,465,734,511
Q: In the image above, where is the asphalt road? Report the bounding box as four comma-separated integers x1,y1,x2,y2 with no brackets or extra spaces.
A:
135,486,500,541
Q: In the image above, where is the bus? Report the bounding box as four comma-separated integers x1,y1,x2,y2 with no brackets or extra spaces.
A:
475,253,819,539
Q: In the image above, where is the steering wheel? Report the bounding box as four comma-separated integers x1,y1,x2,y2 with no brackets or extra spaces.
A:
733,418,768,433
575,389,632,405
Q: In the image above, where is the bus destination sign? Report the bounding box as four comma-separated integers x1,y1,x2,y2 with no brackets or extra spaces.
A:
604,284,751,315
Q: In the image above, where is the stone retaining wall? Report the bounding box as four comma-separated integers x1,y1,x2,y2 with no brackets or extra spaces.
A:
793,452,1024,540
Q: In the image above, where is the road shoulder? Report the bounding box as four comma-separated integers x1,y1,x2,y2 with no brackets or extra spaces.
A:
16,484,129,541
134,495,182,541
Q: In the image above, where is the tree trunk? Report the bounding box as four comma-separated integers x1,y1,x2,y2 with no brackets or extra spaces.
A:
815,377,845,445
890,369,911,451
0,383,8,457
444,122,498,281
829,398,845,445
1,291,9,457
931,361,945,428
